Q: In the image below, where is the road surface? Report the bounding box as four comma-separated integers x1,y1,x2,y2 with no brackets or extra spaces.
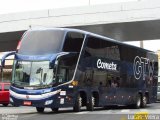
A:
0,102,160,120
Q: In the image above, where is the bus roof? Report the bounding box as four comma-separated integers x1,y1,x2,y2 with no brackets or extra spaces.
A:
28,27,154,54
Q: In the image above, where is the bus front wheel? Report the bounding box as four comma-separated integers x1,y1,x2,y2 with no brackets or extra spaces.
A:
141,95,147,108
36,107,45,113
73,94,82,112
51,108,59,112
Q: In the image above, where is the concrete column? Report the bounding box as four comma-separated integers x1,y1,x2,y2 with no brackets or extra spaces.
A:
140,41,143,48
158,50,160,83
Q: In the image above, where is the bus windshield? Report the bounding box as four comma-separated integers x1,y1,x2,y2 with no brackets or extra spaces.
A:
18,29,65,55
12,60,56,88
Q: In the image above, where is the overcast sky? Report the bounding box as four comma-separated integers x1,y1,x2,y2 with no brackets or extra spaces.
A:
0,0,137,14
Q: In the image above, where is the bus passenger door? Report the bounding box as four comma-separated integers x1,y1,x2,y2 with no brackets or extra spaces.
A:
55,54,78,105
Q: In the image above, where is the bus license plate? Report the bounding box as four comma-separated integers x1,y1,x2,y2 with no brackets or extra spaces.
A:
24,101,32,106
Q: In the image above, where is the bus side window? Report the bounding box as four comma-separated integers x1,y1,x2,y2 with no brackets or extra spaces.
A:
57,67,68,83
111,77,120,88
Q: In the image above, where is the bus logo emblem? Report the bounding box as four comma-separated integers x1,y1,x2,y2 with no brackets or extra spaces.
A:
133,56,154,80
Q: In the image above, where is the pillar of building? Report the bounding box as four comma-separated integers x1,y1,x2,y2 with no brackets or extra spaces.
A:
157,50,160,83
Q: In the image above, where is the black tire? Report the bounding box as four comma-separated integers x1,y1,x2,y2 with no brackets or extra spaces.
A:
73,94,82,112
87,95,95,111
51,108,59,112
134,94,141,109
36,107,45,113
3,104,8,107
141,95,147,108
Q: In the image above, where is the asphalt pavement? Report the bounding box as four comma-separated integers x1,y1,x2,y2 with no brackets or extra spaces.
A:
0,102,160,120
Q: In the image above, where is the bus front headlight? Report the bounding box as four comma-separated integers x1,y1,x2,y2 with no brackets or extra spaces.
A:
45,100,53,105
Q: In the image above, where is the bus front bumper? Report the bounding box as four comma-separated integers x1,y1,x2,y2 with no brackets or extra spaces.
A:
10,96,58,107
9,89,61,107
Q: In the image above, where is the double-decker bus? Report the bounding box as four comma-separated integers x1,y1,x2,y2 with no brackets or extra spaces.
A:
1,28,158,112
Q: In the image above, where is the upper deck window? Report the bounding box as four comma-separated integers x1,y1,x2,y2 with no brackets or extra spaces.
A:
18,29,65,55
85,36,120,60
63,32,84,52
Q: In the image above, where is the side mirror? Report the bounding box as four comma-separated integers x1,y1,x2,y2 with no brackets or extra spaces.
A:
53,59,59,73
55,59,59,66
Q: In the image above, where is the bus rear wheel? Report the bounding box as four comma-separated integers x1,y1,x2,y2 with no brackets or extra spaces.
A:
36,107,44,113
134,94,141,109
73,94,82,112
141,95,147,108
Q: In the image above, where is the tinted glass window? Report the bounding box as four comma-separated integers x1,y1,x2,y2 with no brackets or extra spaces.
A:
78,35,121,87
119,45,145,62
85,36,120,60
63,32,84,52
57,54,78,83
18,29,65,55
